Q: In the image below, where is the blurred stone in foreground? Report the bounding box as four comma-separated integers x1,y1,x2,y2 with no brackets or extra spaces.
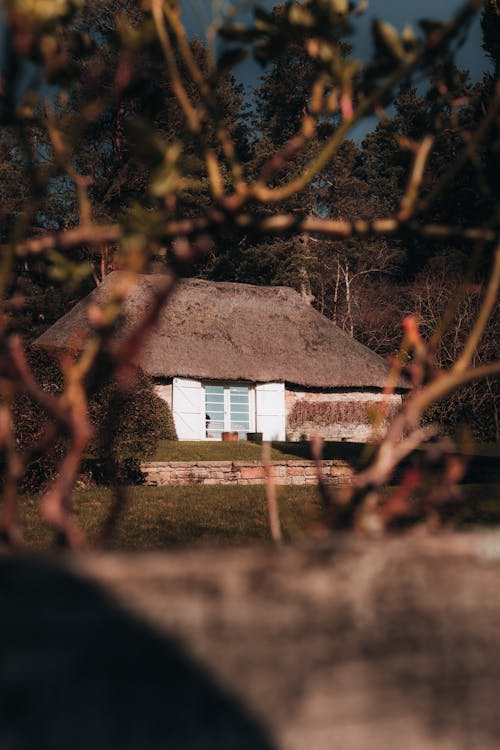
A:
2,533,500,749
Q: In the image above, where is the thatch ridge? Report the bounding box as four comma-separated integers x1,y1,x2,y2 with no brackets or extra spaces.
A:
35,272,402,389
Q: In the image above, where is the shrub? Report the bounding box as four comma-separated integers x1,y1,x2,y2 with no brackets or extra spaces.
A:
12,347,176,491
11,348,67,492
156,395,178,441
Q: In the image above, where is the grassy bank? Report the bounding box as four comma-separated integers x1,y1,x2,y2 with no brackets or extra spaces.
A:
151,440,368,462
149,439,500,464
18,484,500,551
20,485,320,551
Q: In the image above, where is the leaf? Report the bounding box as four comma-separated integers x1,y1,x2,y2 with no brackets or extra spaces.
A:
288,5,315,27
327,0,349,14
150,143,182,198
372,19,406,61
47,250,91,289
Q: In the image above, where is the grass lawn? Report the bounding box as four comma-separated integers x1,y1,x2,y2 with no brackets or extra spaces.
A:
149,440,500,464
18,483,500,551
20,485,321,551
151,440,368,462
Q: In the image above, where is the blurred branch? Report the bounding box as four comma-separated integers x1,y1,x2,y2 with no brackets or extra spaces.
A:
262,441,282,545
152,0,201,132
453,242,500,373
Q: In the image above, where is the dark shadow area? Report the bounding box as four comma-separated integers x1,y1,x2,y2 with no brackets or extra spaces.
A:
273,440,367,463
0,556,274,750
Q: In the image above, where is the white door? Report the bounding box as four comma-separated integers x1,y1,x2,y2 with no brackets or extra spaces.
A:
172,378,204,440
205,384,255,439
255,382,286,441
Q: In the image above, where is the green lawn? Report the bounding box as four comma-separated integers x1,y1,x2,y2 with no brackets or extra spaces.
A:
150,439,500,464
20,485,321,551
151,440,368,462
18,483,500,551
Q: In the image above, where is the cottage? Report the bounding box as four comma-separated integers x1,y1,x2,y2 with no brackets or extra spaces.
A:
35,272,406,441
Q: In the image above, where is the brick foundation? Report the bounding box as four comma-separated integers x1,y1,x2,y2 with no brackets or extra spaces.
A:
141,460,354,486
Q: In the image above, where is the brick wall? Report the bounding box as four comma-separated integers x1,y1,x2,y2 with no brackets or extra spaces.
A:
141,460,354,486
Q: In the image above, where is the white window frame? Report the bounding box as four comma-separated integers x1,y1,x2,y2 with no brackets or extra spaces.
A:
204,382,255,440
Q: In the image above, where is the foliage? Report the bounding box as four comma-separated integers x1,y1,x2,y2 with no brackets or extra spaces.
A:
11,348,174,490
11,348,66,492
287,399,401,430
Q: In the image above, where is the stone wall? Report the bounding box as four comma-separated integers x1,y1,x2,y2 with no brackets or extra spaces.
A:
152,380,402,444
141,460,354,486
285,388,402,442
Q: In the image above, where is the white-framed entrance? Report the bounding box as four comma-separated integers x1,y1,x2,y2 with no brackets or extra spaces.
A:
205,382,255,440
171,377,286,441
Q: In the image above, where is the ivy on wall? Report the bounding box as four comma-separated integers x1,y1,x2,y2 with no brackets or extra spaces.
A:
287,400,400,430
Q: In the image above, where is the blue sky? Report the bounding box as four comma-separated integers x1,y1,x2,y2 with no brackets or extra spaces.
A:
0,1,490,139
181,0,490,138
181,0,488,80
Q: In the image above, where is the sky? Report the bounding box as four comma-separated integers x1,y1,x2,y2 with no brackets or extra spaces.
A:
180,0,490,139
0,1,491,140
181,0,488,78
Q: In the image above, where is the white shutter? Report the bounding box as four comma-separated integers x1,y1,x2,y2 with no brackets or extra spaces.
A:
255,382,286,441
172,377,204,440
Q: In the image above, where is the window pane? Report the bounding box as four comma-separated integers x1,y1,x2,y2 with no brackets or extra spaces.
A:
205,384,252,439
206,385,224,438
205,385,224,397
230,386,249,436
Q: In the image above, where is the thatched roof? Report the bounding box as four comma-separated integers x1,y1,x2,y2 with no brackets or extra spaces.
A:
35,272,403,389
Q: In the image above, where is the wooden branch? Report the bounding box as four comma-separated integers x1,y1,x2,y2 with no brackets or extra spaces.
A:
262,441,282,546
152,0,201,133
8,335,92,548
247,0,486,205
163,4,246,190
15,223,121,257
13,210,496,268
398,135,435,221
453,242,500,374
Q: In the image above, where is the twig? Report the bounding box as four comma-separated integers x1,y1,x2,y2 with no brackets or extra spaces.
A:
248,0,486,205
397,135,435,221
453,242,500,374
262,441,282,545
152,0,201,132
15,223,121,257
309,434,333,511
8,335,93,548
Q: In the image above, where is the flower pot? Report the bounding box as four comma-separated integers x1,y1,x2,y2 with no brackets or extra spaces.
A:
246,432,263,443
222,431,239,442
